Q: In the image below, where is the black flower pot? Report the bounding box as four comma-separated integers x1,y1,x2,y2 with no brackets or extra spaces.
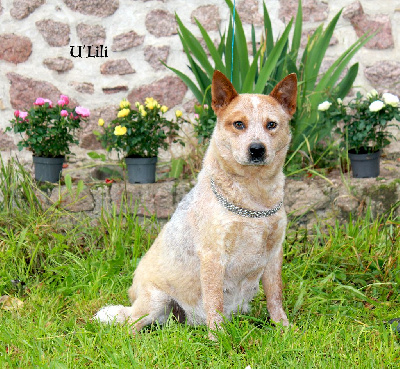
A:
33,156,65,182
125,157,157,184
348,150,381,178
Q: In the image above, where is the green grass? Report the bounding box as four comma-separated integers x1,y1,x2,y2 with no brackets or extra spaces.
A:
0,159,399,368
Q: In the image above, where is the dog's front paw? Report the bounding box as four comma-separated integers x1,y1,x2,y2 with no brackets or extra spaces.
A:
93,305,126,324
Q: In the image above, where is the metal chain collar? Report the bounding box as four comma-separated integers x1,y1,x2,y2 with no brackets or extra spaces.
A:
210,178,283,218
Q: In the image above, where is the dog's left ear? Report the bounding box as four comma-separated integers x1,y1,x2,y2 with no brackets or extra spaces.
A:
269,74,297,116
211,70,239,114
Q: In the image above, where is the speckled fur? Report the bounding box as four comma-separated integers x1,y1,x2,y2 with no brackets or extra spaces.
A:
94,71,297,336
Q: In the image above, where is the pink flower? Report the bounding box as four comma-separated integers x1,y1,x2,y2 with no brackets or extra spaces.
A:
19,111,28,120
14,110,20,117
60,110,68,117
43,99,53,107
75,106,90,117
58,99,66,106
194,113,199,119
60,94,69,105
34,97,45,106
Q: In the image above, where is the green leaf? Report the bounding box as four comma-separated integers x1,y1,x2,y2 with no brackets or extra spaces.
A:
290,0,302,61
263,1,274,56
242,48,262,93
76,180,85,196
195,18,225,74
254,18,293,93
65,174,72,191
170,158,185,179
334,63,359,99
225,0,249,85
175,14,214,77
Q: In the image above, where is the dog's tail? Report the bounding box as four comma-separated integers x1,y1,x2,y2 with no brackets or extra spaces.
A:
93,305,132,324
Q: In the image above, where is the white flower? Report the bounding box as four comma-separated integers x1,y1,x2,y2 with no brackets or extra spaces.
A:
318,101,332,111
382,92,399,107
337,98,343,105
369,100,384,112
366,89,378,99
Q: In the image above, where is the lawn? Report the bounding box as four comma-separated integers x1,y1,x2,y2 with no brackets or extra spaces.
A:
0,160,399,368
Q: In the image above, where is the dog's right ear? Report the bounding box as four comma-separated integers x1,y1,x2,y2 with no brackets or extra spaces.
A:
211,70,238,114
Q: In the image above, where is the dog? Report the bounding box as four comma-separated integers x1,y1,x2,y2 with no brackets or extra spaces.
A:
95,70,297,336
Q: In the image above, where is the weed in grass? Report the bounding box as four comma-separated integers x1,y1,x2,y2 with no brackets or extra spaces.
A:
0,157,399,367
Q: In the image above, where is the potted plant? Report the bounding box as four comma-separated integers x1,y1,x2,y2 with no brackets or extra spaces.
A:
7,95,90,182
318,90,400,177
96,98,184,184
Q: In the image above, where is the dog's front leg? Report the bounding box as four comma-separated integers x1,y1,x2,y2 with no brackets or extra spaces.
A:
199,250,224,338
262,229,289,326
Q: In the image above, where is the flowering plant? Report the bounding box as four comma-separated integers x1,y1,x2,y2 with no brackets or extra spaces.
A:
6,95,90,158
318,90,400,154
193,103,216,143
97,97,184,158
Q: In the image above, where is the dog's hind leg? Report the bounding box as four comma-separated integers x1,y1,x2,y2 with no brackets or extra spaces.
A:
126,288,174,332
94,287,174,332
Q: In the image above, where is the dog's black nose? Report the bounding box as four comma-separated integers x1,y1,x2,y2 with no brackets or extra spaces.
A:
249,142,266,162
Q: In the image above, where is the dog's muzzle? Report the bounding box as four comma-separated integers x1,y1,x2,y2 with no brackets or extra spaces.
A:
248,142,266,163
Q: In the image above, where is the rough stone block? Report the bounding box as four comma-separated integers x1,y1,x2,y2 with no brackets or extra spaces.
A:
236,0,263,25
100,59,135,75
36,19,70,47
63,0,119,17
7,72,65,110
343,1,394,49
112,31,144,52
0,130,17,150
364,61,400,92
102,86,129,94
191,5,221,31
10,0,44,20
279,0,328,22
76,23,106,46
110,181,176,219
0,34,32,64
145,9,177,37
144,46,169,71
43,57,74,73
50,186,94,212
128,76,187,109
69,82,94,95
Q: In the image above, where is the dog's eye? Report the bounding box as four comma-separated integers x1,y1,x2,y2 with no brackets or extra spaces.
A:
233,121,245,130
266,121,278,130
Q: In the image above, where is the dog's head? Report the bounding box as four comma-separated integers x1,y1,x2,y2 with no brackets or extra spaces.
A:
211,70,297,168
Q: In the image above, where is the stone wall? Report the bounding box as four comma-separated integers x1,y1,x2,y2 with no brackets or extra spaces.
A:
0,0,399,161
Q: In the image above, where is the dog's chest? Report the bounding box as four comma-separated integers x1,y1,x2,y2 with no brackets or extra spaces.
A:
220,218,272,278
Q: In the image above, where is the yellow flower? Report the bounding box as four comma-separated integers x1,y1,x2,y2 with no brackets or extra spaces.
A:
146,100,155,110
117,108,130,118
98,118,105,126
114,125,127,136
119,99,131,109
135,101,140,108
141,109,147,117
160,105,168,113
175,110,183,118
145,97,159,110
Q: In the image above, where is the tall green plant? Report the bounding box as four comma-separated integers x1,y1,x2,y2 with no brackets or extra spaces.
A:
167,0,373,152
166,0,292,106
